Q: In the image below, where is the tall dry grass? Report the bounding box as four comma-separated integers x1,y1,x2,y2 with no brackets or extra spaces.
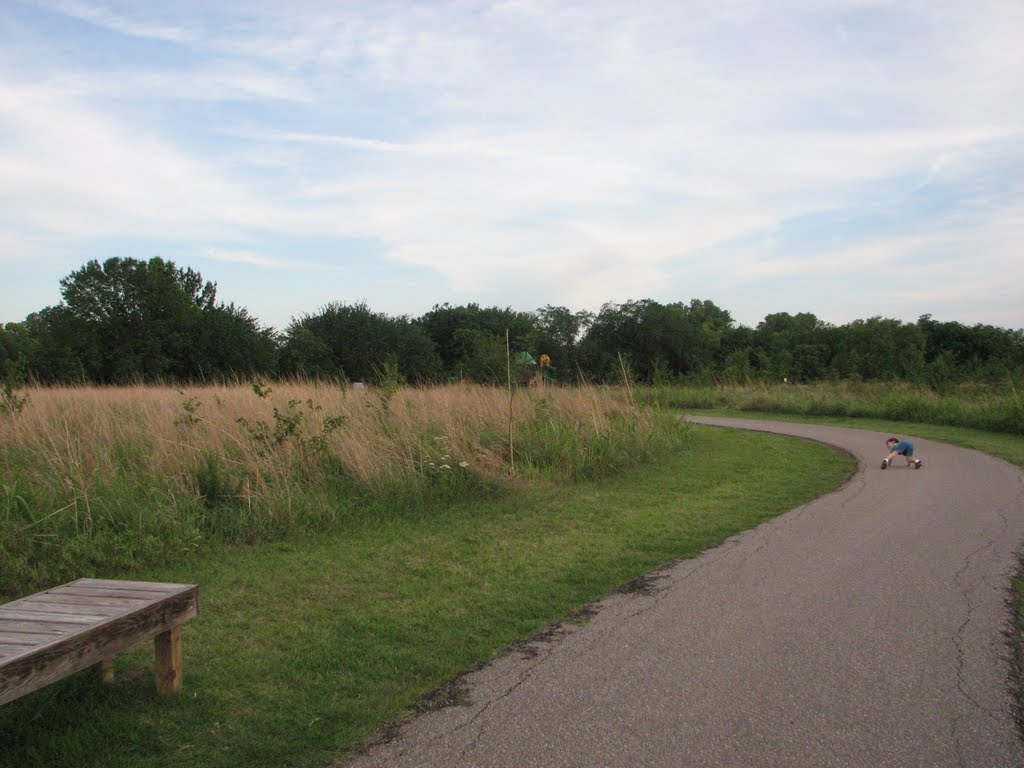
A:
3,380,649,490
1,381,686,596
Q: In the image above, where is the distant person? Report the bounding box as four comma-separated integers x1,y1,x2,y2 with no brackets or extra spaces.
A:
881,438,922,469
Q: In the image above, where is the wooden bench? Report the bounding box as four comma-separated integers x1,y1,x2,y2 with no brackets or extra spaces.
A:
0,578,199,706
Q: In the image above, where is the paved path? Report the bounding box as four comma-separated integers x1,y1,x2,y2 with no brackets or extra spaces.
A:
343,418,1024,767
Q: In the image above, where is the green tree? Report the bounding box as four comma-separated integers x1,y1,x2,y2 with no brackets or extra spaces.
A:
53,257,216,382
752,312,834,382
195,303,278,379
19,257,276,383
290,302,442,383
279,327,341,379
417,303,534,380
577,299,733,382
0,323,36,385
917,315,1024,382
451,329,508,384
832,318,925,381
526,305,592,381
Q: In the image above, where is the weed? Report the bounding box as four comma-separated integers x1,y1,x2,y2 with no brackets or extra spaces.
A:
194,453,244,508
1,357,29,416
1,482,32,522
174,393,203,427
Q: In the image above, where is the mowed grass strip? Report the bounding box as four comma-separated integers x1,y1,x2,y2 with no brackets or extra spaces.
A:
0,426,853,768
683,407,1024,468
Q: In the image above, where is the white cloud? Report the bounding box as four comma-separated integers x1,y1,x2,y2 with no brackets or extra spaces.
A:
0,78,291,239
28,0,197,43
203,247,276,268
1,0,1022,327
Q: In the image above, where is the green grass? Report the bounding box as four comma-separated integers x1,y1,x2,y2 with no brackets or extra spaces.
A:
0,426,853,768
685,407,1024,468
641,380,1024,437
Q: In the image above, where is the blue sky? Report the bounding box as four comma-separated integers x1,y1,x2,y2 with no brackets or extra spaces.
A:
1,0,1022,332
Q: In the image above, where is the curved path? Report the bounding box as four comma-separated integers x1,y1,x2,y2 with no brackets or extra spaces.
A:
343,418,1024,767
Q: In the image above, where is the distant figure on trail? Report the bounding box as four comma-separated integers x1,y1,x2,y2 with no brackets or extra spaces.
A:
881,438,922,470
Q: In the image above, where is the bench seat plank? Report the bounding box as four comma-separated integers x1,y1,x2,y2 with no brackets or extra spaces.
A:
0,621,71,635
35,592,175,606
23,594,171,609
75,579,189,592
0,632,67,645
0,579,198,705
0,610,101,625
0,610,114,625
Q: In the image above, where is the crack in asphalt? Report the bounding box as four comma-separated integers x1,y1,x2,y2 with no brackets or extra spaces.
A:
949,460,1023,767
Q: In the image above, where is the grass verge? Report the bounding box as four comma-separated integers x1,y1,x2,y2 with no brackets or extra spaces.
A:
682,407,1024,468
0,426,852,768
640,381,1024,436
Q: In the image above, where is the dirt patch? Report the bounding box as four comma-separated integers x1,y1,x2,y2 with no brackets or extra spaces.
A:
616,571,667,596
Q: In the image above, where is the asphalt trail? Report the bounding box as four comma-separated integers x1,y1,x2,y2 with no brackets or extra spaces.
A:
342,418,1024,767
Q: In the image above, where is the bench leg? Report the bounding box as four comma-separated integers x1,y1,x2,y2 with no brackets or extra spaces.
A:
154,627,183,694
95,658,114,683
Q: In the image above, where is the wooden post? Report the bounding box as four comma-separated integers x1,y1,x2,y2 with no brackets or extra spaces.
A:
506,329,514,472
95,659,114,683
154,627,183,694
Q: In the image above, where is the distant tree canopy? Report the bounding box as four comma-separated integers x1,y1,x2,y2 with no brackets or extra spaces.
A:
283,302,441,383
3,257,1023,387
5,257,276,383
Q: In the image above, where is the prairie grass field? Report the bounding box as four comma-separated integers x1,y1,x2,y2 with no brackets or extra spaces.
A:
1,381,680,598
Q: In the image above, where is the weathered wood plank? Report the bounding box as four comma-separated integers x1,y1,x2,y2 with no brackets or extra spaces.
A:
0,582,198,706
0,614,103,626
0,609,110,624
58,581,176,593
46,587,172,601
73,578,191,592
14,602,149,617
55,585,172,598
0,650,37,664
154,627,183,694
0,632,66,645
17,594,160,609
0,641,39,653
0,621,71,635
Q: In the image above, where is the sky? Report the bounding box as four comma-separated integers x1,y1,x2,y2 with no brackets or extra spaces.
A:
1,0,1022,333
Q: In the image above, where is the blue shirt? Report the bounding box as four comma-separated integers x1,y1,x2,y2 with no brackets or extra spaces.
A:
891,440,914,456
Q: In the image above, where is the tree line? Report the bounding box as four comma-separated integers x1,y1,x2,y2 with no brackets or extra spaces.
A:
2,257,1023,388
